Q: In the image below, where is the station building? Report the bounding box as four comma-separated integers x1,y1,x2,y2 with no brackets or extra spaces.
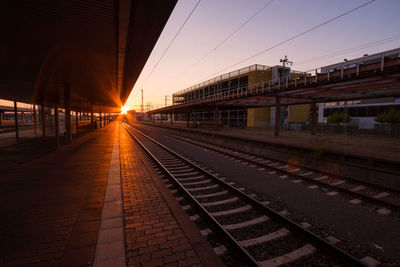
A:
171,64,310,129
318,48,400,129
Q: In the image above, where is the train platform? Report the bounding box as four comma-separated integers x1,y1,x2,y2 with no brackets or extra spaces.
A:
145,122,400,164
0,121,222,266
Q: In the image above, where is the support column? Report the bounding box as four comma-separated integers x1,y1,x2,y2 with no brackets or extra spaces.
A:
242,107,246,128
99,112,102,128
170,112,173,125
41,104,46,137
75,111,79,136
21,111,24,126
33,104,37,135
186,110,190,127
311,100,317,135
14,101,19,141
90,106,94,130
160,114,163,124
274,96,280,136
214,106,219,128
64,85,72,144
0,111,2,126
55,106,60,149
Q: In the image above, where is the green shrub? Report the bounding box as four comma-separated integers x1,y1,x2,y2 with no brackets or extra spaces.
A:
327,112,351,123
375,108,400,124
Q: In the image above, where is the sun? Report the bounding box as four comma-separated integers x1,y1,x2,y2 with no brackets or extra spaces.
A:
121,105,130,114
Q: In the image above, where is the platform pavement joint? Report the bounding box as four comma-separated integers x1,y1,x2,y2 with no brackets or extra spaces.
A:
119,126,207,267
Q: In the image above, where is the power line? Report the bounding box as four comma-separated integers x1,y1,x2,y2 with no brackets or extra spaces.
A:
195,0,377,84
169,0,275,85
295,33,400,67
141,0,202,88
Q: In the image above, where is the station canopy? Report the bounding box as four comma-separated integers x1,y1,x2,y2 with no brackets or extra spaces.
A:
0,0,177,113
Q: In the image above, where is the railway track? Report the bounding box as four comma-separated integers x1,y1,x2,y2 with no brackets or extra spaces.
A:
133,123,400,215
122,123,366,266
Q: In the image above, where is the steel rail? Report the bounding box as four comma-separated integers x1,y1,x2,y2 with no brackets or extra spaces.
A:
144,121,400,177
136,123,400,212
123,122,365,266
122,123,261,266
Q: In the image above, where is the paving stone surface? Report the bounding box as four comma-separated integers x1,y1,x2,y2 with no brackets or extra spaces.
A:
119,126,223,267
0,123,116,266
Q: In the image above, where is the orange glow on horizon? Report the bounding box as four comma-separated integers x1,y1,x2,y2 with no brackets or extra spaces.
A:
121,105,131,115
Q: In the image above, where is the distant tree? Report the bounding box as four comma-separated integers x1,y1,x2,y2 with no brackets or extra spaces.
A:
375,108,400,124
327,112,351,123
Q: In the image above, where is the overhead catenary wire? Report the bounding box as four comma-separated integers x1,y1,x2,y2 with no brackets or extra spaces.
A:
170,0,275,84
140,0,202,88
194,0,377,85
295,33,400,68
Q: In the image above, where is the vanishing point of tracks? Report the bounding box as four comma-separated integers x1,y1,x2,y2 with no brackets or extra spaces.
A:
123,123,366,266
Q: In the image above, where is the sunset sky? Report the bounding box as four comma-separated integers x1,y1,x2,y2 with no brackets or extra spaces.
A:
125,0,400,111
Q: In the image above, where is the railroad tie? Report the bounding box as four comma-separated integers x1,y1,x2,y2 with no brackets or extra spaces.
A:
259,244,316,267
194,190,229,199
210,205,252,217
181,179,211,186
187,184,219,192
178,175,205,182
201,197,239,207
174,171,199,177
239,228,290,247
223,215,269,231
